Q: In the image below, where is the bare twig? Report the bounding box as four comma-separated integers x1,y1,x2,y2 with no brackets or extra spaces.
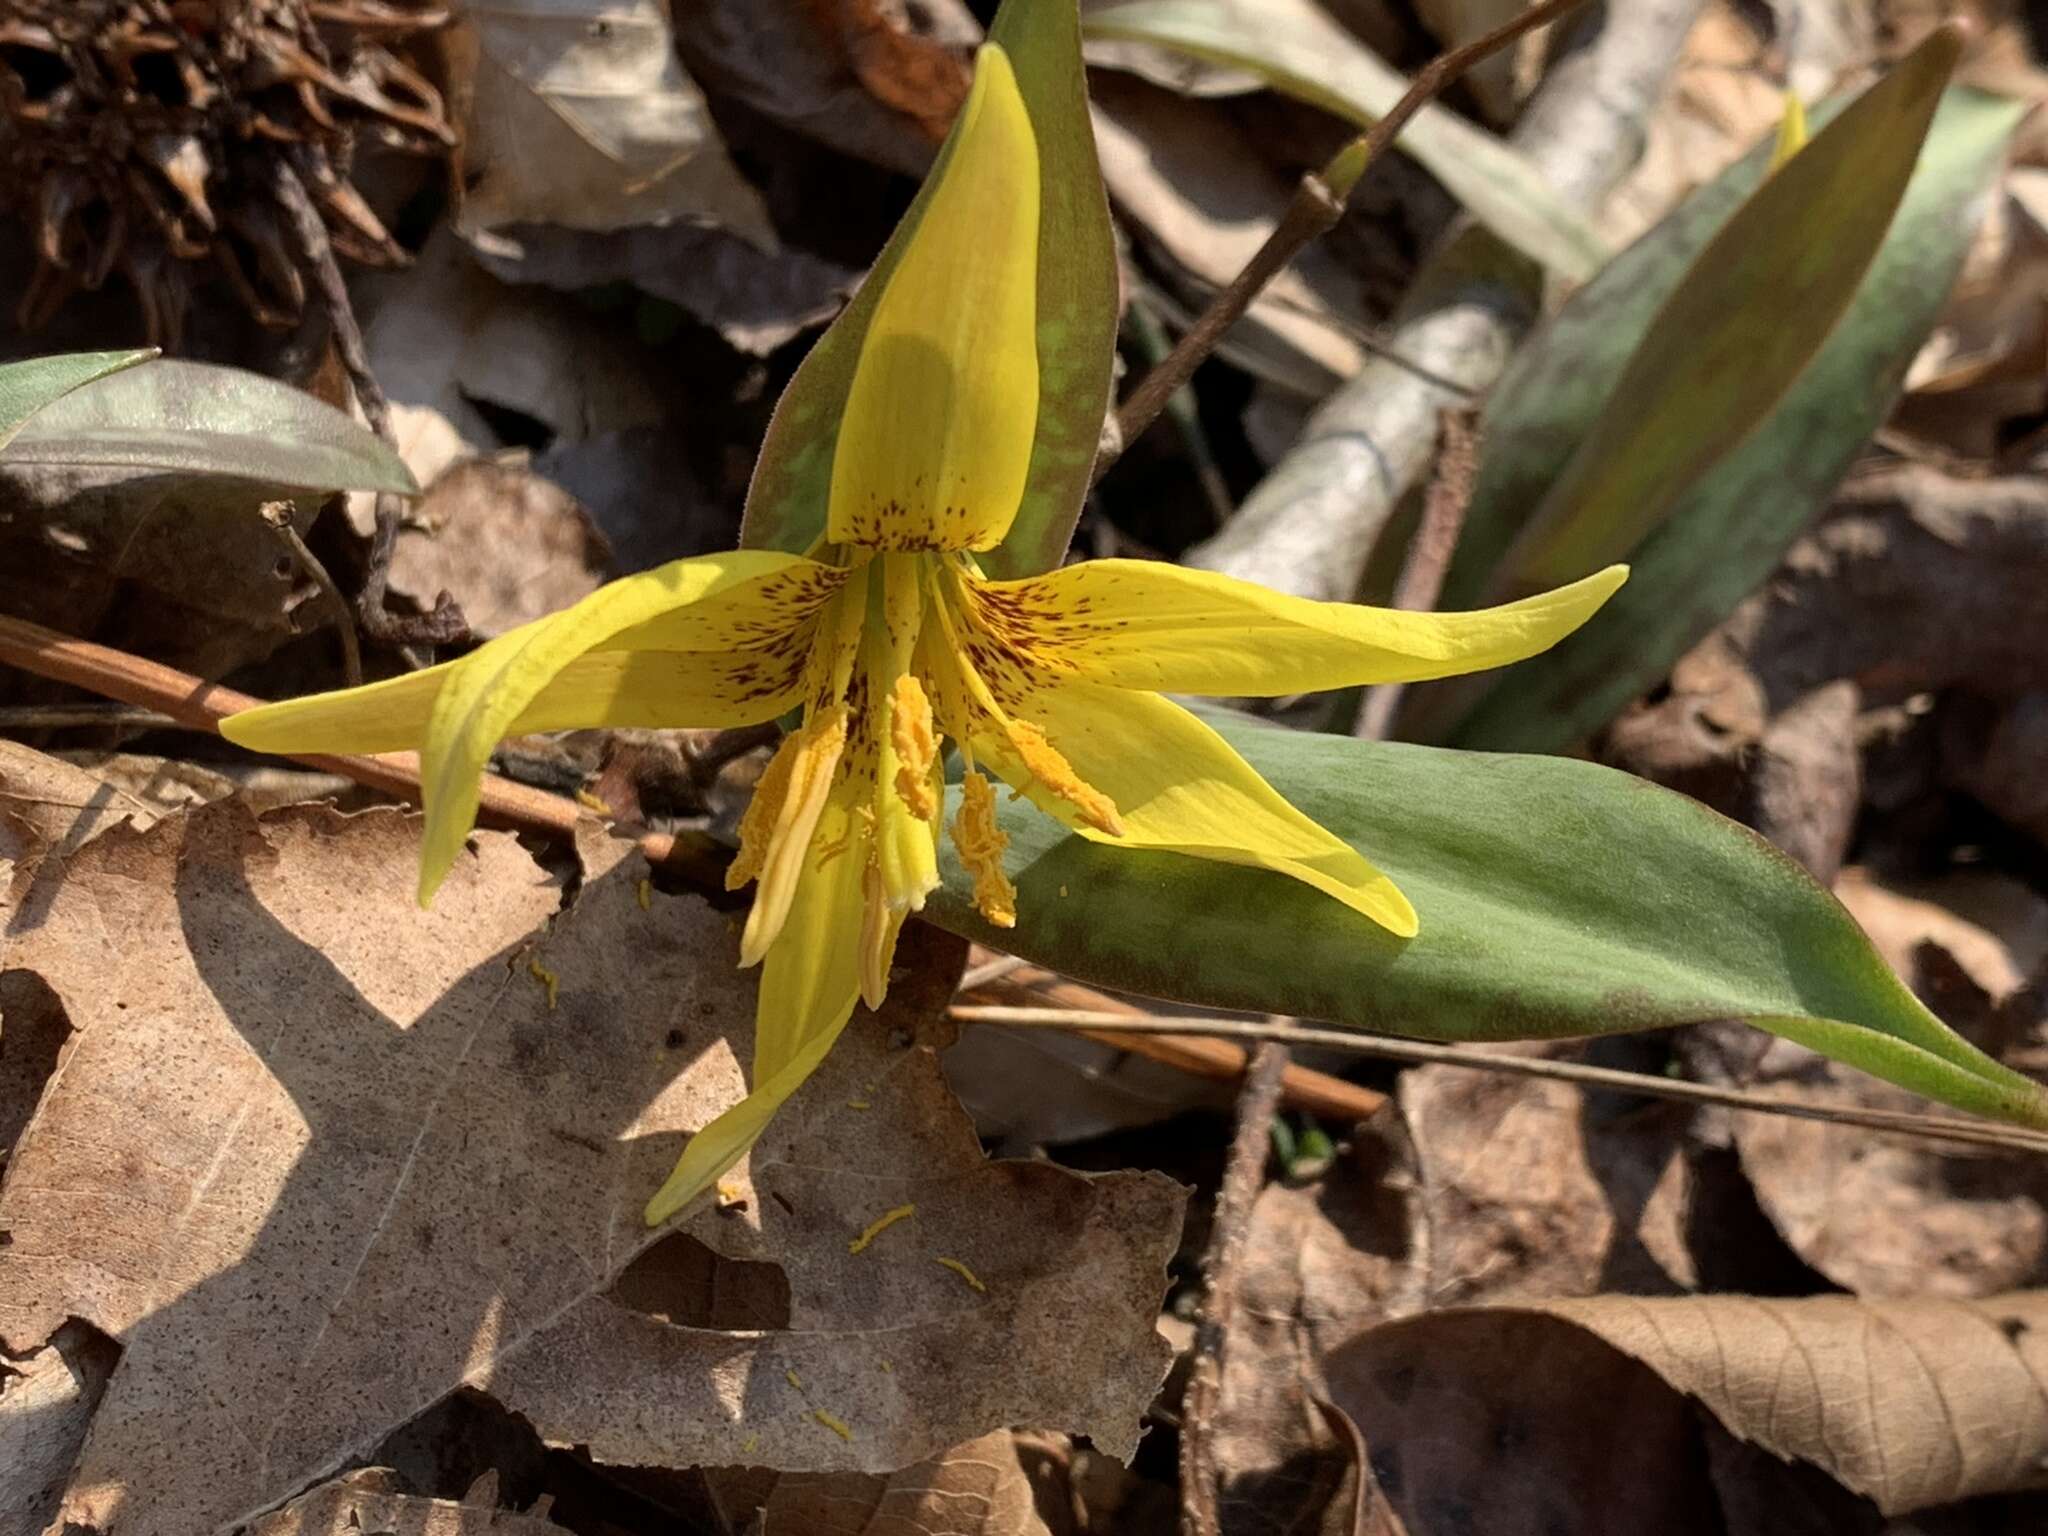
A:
949,1002,2048,1158
1187,0,1704,601
1354,406,1480,739
0,705,179,731
1180,1040,1290,1536
961,958,1386,1121
0,613,731,887
1104,0,1594,467
270,157,468,650
260,500,363,687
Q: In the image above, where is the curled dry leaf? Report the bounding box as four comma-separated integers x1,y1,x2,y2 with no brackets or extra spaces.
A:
245,1468,567,1535
456,0,776,245
1327,1291,2048,1527
0,755,1183,1534
392,459,614,639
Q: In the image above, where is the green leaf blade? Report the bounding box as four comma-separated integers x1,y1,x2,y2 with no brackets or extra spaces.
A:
0,350,156,452
1489,25,1961,595
742,0,1116,575
1433,83,2021,751
928,711,2048,1130
3,359,418,494
1082,0,1609,281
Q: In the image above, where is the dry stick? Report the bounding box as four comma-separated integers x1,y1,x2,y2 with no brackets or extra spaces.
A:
259,500,363,687
269,158,467,649
1102,0,1594,468
0,612,703,874
1186,0,1703,600
1180,1039,1290,1536
1353,406,1480,739
0,704,177,731
962,959,1386,1122
951,1003,2048,1159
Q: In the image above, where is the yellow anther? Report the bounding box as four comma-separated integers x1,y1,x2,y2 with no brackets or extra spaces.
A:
785,1368,803,1390
715,1179,747,1209
739,705,850,965
1008,720,1122,835
952,771,1017,928
849,1202,915,1254
575,787,612,815
636,876,652,911
859,859,892,1009
727,727,799,891
889,675,938,820
527,956,559,1010
934,1256,986,1292
813,1409,853,1441
847,1098,872,1111
741,1432,760,1456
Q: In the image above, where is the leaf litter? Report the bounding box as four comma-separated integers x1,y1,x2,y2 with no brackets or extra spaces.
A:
0,751,1182,1533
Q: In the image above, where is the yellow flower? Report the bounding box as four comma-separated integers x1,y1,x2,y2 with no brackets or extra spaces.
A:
221,45,1625,1225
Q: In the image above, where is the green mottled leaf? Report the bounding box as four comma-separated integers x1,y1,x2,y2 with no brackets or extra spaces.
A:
1491,24,1959,596
1427,78,2019,752
0,350,155,452
1082,0,1608,281
3,359,418,495
928,708,2048,1132
741,0,1116,576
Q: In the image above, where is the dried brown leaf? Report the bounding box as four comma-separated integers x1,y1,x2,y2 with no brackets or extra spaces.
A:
756,1428,1068,1536
1327,1292,2048,1523
455,0,775,243
393,460,613,638
246,1468,568,1535
0,761,1182,1533
1214,1113,1428,1536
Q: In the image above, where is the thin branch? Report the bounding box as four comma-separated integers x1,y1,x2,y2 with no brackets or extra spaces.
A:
0,613,714,875
260,500,363,687
270,157,467,650
949,1003,2048,1158
961,958,1386,1122
0,705,179,731
1102,0,1593,468
1180,1040,1289,1536
1354,406,1480,739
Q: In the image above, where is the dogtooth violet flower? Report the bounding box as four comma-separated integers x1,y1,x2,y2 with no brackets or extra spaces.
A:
222,45,1626,1224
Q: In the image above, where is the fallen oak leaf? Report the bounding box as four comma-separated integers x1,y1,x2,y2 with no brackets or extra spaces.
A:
0,762,1182,1533
1326,1291,2048,1523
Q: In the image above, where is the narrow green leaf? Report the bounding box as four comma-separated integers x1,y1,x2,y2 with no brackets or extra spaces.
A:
1487,24,1960,595
928,710,2048,1132
1429,84,2020,751
3,359,418,495
0,350,155,452
741,0,1116,576
1082,0,1609,281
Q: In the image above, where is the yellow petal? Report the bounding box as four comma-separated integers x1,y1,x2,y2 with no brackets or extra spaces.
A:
826,45,1040,554
970,680,1418,937
220,642,812,757
962,560,1626,697
409,551,836,905
644,798,871,1225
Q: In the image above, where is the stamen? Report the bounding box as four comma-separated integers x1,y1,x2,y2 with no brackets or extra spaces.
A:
726,727,800,891
859,858,891,1008
1007,720,1123,836
952,770,1018,928
890,674,939,820
738,704,850,966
